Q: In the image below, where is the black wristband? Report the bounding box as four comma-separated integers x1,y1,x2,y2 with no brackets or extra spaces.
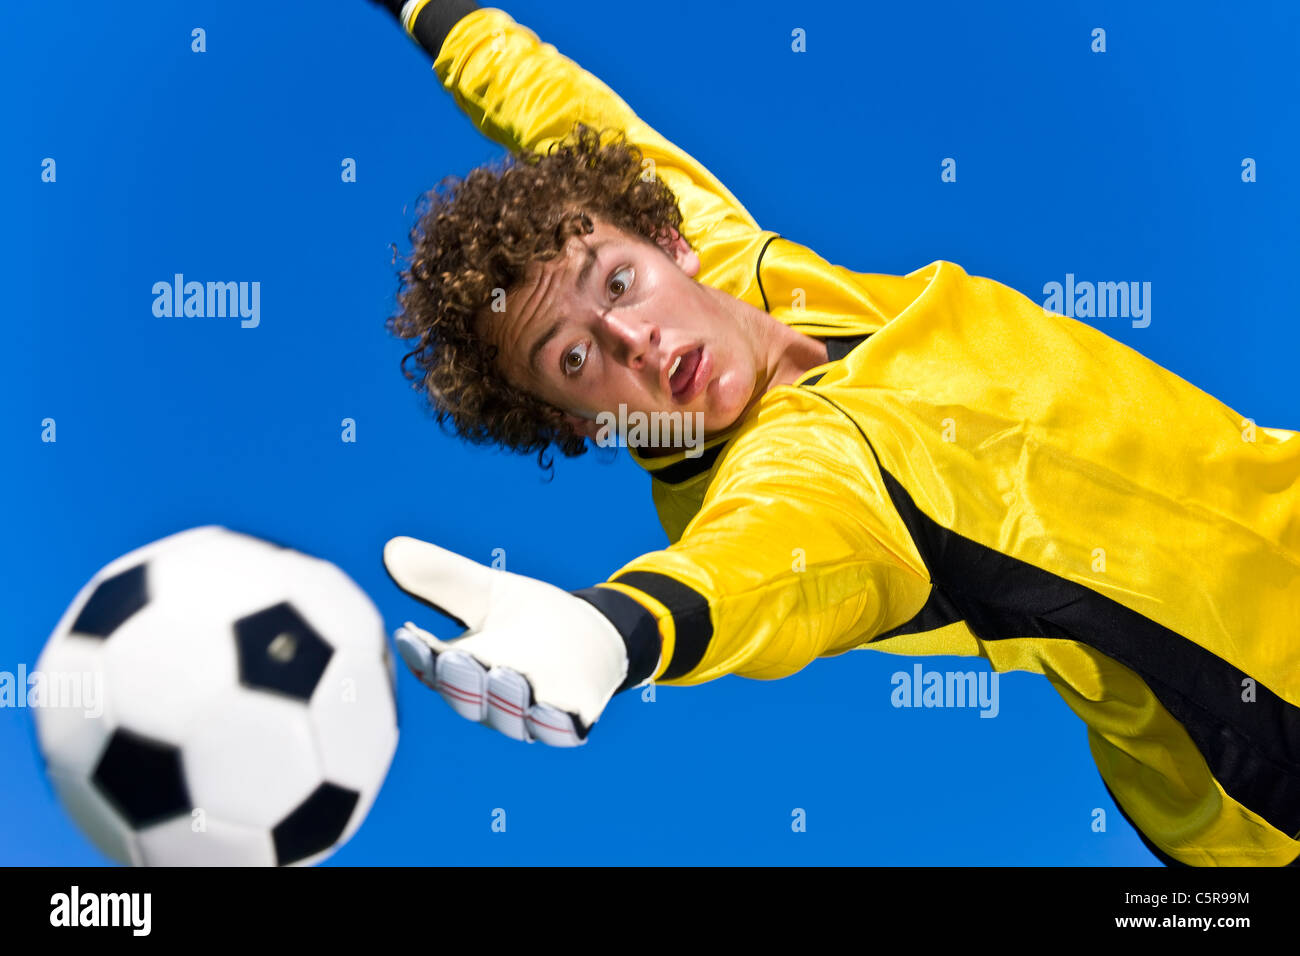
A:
408,0,482,58
570,586,663,694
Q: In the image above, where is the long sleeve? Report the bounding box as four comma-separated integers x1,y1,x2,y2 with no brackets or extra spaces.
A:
388,0,481,56
574,388,934,688
426,7,766,286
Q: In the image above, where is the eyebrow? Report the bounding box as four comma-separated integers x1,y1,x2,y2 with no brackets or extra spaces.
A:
527,239,610,375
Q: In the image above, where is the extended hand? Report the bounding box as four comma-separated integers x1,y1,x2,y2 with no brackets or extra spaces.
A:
383,536,636,746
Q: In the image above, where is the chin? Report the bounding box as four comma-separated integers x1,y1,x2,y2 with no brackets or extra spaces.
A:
702,375,753,429
699,398,743,434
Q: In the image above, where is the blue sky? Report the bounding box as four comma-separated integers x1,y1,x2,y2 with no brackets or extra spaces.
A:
2,0,1297,865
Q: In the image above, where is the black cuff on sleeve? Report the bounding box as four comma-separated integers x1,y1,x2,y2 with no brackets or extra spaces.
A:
609,571,713,681
408,0,481,58
571,586,661,694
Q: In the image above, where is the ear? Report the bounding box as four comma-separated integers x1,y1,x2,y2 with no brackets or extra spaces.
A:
562,412,604,441
657,226,700,278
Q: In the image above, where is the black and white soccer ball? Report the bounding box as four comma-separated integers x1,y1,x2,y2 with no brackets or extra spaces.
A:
33,526,398,866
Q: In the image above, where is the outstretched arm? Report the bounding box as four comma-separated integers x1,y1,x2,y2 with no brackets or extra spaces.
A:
370,0,479,55
368,2,764,279
385,391,932,745
578,392,932,688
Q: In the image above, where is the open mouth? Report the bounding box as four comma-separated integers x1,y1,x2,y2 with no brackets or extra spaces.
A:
669,346,703,400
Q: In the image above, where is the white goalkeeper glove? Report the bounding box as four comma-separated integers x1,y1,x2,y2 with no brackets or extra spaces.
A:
383,535,659,746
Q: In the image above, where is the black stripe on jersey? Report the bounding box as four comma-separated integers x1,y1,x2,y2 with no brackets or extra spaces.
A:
804,389,1300,843
822,334,871,362
755,234,780,312
647,441,729,485
608,571,713,681
1103,778,1300,866
406,0,481,58
803,334,873,386
571,585,662,693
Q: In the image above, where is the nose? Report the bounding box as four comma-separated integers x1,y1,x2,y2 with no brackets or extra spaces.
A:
601,313,659,370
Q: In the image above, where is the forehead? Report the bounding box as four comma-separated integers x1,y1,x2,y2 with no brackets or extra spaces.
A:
475,218,638,383
512,217,636,307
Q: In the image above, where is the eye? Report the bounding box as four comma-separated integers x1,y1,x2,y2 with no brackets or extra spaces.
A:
608,266,634,298
562,341,589,378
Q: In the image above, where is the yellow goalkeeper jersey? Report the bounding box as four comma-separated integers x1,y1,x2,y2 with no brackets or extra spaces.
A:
428,5,1300,865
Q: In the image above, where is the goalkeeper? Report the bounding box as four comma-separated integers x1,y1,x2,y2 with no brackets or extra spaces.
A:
368,0,1300,866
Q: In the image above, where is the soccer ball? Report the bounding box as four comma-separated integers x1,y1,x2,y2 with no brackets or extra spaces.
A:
33,526,398,866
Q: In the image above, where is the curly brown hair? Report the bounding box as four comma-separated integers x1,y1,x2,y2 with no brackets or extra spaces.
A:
386,121,689,472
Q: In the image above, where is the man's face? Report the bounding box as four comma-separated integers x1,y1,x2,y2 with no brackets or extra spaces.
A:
476,215,764,442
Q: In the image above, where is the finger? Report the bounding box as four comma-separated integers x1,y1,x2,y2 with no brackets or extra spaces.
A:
395,624,490,723
383,536,493,631
433,649,490,724
393,624,439,688
483,667,533,742
479,668,583,746
524,701,585,748
402,638,587,747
